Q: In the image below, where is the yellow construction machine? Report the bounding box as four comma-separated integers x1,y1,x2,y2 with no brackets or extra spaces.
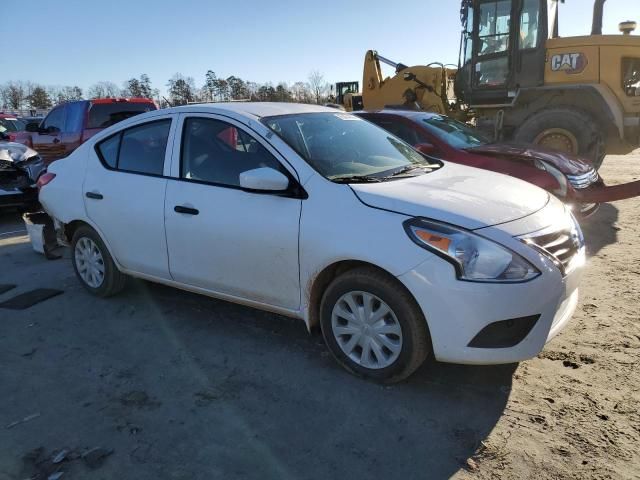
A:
341,0,640,167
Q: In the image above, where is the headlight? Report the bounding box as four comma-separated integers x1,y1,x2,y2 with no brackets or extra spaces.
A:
533,159,568,197
404,219,541,283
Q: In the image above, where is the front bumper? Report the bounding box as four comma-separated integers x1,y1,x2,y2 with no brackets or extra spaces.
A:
397,241,583,365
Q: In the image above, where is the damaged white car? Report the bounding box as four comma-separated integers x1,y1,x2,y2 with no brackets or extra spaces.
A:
39,103,585,383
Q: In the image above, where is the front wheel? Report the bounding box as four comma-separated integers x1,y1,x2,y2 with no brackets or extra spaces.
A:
320,267,431,383
514,107,606,169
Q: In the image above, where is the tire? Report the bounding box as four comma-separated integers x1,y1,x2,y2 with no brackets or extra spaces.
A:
71,225,126,297
320,267,431,383
514,107,606,169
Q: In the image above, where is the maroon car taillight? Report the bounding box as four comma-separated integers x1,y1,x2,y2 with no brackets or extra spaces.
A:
37,172,56,191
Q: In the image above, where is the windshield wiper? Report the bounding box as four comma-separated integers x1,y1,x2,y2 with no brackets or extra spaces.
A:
330,175,383,184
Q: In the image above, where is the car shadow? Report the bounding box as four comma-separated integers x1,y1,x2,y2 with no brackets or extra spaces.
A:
113,280,515,479
578,203,619,258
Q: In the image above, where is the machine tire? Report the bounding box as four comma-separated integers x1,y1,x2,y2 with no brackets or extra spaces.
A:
514,107,605,169
320,267,431,383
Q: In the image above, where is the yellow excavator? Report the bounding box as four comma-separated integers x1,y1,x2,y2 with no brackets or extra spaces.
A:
340,0,640,168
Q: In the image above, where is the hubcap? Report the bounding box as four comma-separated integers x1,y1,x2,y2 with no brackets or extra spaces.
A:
331,291,403,369
74,237,105,288
534,128,579,155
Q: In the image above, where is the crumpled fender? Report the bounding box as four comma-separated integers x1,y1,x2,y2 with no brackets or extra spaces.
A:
574,180,640,203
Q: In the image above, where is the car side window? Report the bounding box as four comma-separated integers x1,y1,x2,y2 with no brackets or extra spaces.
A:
65,102,86,133
95,119,171,176
42,107,66,133
181,117,283,187
376,120,421,146
96,134,120,168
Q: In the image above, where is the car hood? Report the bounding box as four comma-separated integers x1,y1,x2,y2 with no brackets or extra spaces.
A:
466,143,593,175
0,142,39,163
350,162,550,230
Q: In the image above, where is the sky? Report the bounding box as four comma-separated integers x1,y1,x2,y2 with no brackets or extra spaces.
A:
2,0,638,96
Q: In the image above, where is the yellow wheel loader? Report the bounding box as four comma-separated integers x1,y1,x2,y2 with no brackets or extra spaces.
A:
349,0,640,168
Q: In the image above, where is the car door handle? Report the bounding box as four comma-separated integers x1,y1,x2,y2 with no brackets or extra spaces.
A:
174,205,199,215
85,192,103,200
52,138,60,144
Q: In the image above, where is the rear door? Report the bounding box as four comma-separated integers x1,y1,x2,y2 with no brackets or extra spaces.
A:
83,115,176,279
164,113,302,310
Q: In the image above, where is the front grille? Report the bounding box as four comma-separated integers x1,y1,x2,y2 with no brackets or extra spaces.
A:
567,169,599,189
522,221,584,276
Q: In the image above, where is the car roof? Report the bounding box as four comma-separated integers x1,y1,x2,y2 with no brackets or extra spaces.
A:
87,102,343,144
169,102,336,119
355,109,442,121
90,97,156,105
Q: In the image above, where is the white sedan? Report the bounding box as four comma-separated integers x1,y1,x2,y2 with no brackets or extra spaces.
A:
39,103,584,382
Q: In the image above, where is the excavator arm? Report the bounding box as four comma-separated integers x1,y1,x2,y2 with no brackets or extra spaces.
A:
361,50,456,114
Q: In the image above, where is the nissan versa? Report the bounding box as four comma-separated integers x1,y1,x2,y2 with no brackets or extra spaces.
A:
38,103,585,382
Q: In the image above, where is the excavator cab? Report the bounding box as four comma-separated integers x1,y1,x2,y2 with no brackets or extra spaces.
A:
456,0,548,105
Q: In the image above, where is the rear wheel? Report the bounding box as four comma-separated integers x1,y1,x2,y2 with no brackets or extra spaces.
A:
320,267,431,383
71,226,126,297
514,107,605,169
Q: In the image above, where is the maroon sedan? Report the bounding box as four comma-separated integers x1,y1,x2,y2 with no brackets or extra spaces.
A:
356,110,640,217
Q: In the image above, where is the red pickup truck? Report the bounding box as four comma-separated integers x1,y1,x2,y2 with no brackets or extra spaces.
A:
15,98,157,163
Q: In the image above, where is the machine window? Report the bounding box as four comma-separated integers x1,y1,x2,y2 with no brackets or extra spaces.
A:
478,0,511,56
181,117,283,187
622,58,640,97
475,57,509,86
461,5,475,65
519,0,540,50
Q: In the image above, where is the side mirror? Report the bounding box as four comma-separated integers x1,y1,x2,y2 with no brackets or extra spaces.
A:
25,122,41,133
415,142,438,156
0,131,9,141
239,167,289,192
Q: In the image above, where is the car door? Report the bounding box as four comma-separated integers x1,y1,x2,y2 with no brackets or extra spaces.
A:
164,114,302,310
84,115,176,279
31,105,67,163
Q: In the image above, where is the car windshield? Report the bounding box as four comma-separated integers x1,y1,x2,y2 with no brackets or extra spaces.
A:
263,112,439,181
0,118,24,132
87,102,156,129
421,115,490,149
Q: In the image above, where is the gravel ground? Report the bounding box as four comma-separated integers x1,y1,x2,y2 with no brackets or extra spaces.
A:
0,152,638,480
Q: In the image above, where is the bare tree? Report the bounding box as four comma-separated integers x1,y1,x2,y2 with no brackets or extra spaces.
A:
291,81,312,103
308,70,328,104
1,82,26,109
88,81,121,99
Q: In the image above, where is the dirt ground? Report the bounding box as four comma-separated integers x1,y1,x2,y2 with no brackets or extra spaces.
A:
0,152,638,480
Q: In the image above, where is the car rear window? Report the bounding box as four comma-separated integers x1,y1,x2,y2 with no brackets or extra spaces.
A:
87,102,156,129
